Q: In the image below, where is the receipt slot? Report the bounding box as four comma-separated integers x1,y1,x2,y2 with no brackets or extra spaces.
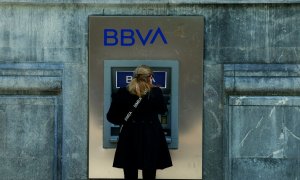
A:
103,60,179,149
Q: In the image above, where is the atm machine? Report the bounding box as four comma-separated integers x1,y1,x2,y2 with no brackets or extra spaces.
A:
103,60,179,149
89,16,203,179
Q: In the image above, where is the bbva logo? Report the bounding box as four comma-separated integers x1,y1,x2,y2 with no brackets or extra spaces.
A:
104,27,168,46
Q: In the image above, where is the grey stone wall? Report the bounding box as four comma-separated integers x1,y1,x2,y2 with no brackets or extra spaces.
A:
224,64,300,180
0,1,300,180
0,4,87,180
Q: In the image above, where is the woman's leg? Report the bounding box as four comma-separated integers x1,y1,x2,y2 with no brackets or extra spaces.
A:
142,169,156,179
123,168,138,179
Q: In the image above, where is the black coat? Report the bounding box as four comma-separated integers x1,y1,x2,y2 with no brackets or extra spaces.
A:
107,87,173,170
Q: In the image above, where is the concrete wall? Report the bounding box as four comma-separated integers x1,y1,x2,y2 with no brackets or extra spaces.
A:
0,1,299,180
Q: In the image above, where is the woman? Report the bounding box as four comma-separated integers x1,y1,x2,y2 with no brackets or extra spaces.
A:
107,65,173,179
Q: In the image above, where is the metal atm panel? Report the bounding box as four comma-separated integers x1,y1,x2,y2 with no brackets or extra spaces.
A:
103,60,179,149
89,16,204,179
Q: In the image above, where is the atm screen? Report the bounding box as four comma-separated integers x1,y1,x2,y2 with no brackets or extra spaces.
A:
111,67,171,94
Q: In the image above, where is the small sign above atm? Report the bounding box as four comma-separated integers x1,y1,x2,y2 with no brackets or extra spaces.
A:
115,71,167,88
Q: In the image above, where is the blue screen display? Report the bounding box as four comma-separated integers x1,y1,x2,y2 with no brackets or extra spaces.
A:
116,71,167,88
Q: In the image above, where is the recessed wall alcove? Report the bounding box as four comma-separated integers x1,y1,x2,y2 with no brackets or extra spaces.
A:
223,64,300,180
0,63,63,180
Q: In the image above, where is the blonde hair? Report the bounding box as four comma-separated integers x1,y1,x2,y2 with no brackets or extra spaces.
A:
128,65,153,97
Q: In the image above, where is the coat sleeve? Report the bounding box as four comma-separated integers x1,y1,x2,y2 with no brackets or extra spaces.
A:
106,89,127,125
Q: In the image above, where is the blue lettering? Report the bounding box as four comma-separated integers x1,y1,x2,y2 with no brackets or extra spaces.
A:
121,29,135,46
136,29,153,46
104,29,118,46
150,27,168,44
103,27,168,46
